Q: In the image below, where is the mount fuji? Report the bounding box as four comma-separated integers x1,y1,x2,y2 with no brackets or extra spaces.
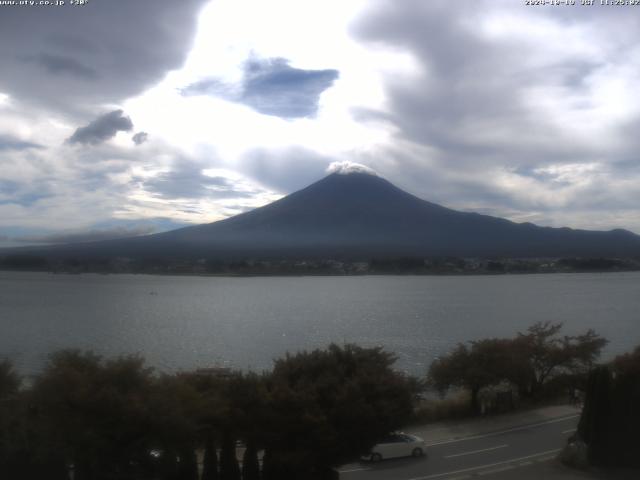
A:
7,170,640,260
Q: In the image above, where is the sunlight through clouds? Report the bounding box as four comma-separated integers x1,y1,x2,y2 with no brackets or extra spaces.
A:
3,0,640,244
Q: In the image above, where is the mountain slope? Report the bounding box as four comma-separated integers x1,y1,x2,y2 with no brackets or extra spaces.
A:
8,172,640,259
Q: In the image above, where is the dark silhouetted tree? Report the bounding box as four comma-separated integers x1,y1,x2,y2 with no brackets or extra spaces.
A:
428,339,515,414
219,432,241,480
264,344,416,479
514,322,607,397
30,350,157,480
177,447,198,480
242,443,260,480
201,433,219,480
147,374,202,480
226,373,269,480
577,346,640,467
429,323,608,411
0,359,32,478
0,359,20,398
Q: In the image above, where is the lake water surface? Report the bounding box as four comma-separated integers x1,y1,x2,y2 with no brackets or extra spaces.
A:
1,271,639,376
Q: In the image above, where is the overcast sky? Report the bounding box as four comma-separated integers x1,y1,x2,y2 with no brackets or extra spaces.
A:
2,0,640,246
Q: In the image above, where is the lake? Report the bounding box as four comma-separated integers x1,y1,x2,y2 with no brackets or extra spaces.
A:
1,271,639,376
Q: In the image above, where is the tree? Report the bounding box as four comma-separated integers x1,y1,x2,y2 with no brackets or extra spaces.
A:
30,350,159,480
177,447,198,480
0,359,30,478
514,322,607,397
222,373,268,480
201,433,219,480
263,344,416,479
0,345,422,480
178,372,226,480
241,443,260,480
577,346,640,467
428,339,515,414
181,370,249,480
219,432,241,480
147,374,202,480
0,359,20,399
428,323,608,411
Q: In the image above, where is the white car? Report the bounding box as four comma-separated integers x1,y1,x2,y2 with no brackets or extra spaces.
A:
364,432,426,462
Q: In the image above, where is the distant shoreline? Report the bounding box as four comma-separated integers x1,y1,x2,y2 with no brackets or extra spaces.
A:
1,255,639,278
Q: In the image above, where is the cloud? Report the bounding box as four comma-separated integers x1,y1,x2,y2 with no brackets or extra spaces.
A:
349,0,640,233
132,132,149,145
241,58,339,118
0,133,281,236
67,110,134,146
0,179,53,207
14,224,157,245
0,0,208,114
182,57,339,118
3,0,640,238
327,161,378,177
353,1,540,162
181,78,233,98
240,146,333,192
0,134,43,151
141,161,254,200
24,53,98,80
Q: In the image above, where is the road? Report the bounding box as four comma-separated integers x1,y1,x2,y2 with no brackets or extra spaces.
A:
339,413,579,480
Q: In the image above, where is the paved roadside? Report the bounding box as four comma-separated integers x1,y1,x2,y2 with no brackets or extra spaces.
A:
405,404,581,446
338,404,638,480
481,457,640,480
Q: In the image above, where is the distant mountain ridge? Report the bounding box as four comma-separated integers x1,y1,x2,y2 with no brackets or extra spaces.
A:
6,172,640,260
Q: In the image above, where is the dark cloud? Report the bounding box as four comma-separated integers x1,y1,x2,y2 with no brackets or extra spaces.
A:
241,58,339,118
132,132,149,145
353,1,533,162
0,134,43,151
0,0,208,114
350,0,640,231
67,110,133,146
182,57,339,118
24,53,98,80
351,1,640,171
15,225,157,245
0,180,52,207
141,161,252,200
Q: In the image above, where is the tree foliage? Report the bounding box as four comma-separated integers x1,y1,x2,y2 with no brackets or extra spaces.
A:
29,350,159,479
514,322,607,396
428,322,607,412
0,359,20,398
201,434,219,480
577,346,640,467
263,344,416,478
0,344,416,479
429,339,517,413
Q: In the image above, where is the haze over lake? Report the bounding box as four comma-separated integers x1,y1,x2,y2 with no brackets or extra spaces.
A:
2,271,638,376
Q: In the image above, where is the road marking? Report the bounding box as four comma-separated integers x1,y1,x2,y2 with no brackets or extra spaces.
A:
536,455,556,463
338,467,370,473
407,448,561,480
478,465,515,475
444,444,508,459
424,415,579,447
562,428,576,434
